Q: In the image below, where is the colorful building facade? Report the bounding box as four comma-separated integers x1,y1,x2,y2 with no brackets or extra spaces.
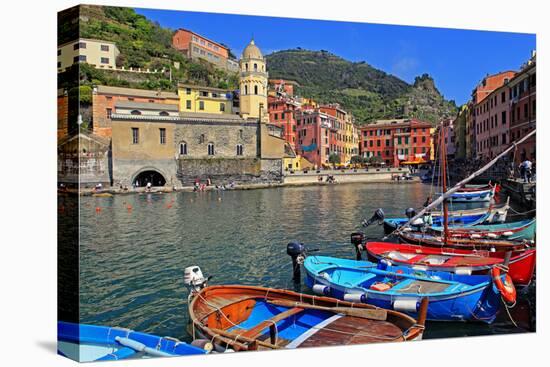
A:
58,38,119,73
359,119,432,167
91,85,179,138
177,84,235,115
172,29,237,72
296,108,335,168
508,53,536,164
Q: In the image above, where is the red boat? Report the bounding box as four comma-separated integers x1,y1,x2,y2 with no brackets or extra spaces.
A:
364,241,536,287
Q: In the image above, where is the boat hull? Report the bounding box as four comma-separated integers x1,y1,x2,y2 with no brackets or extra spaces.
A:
57,322,205,362
431,219,536,241
303,256,503,323
365,242,536,286
449,187,495,202
382,203,509,235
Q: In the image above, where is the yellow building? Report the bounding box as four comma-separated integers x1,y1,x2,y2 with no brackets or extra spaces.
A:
57,38,119,73
430,127,436,161
342,117,360,165
239,39,269,122
177,84,235,115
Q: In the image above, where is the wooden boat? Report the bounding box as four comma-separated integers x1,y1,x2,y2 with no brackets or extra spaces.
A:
398,230,533,251
430,218,536,241
303,255,511,323
188,285,427,352
382,201,509,234
447,186,495,202
364,242,536,286
57,321,207,362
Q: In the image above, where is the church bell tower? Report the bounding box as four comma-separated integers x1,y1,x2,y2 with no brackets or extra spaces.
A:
239,39,268,122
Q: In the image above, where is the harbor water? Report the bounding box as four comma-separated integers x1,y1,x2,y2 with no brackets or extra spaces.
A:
59,182,535,343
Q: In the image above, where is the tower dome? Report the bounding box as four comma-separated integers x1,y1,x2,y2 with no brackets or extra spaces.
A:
242,39,263,60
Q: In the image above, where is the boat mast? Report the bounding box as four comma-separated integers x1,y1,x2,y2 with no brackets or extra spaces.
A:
390,128,536,236
441,123,449,244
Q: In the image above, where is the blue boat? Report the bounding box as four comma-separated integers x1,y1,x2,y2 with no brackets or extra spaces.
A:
303,256,508,323
383,213,488,234
448,187,495,202
381,200,510,234
58,322,207,362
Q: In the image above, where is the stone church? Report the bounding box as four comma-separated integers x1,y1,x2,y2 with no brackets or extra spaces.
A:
107,39,287,188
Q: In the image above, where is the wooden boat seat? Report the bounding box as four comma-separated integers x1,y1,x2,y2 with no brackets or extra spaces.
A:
393,280,450,294
238,307,305,340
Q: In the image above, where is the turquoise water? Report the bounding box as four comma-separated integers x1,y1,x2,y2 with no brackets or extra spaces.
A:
60,182,534,343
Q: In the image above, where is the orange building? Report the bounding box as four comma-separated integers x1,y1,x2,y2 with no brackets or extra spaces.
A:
57,89,69,139
268,95,300,149
359,118,432,167
172,29,237,71
91,85,179,138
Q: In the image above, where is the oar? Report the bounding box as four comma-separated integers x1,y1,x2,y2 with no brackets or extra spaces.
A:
115,336,173,357
267,299,387,321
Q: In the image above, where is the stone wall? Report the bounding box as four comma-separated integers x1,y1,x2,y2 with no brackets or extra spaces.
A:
112,158,177,187
174,121,258,159
177,158,282,186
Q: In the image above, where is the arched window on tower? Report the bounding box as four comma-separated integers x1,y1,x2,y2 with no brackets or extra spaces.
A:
244,85,248,95
245,63,248,71
254,85,258,95
254,63,258,71
236,144,243,156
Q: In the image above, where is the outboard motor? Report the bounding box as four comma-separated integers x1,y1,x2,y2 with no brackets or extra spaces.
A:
405,207,416,219
183,266,209,296
287,242,306,282
350,232,365,260
362,208,385,228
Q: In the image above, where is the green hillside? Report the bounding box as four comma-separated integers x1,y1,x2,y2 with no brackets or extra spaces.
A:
58,5,457,125
58,5,238,92
265,49,457,124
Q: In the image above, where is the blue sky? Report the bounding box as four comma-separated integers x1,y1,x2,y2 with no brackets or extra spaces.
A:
136,8,535,105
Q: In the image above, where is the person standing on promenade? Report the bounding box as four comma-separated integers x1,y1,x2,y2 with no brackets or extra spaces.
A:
520,159,533,183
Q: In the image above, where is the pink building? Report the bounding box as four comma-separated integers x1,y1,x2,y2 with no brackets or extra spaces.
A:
296,108,336,168
472,71,516,160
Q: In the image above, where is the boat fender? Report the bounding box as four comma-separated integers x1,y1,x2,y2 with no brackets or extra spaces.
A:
343,293,368,303
393,299,418,313
455,268,472,275
381,259,392,267
502,231,514,237
487,233,497,239
491,266,516,304
115,337,173,358
191,339,214,353
412,265,428,272
312,284,331,296
470,234,482,239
